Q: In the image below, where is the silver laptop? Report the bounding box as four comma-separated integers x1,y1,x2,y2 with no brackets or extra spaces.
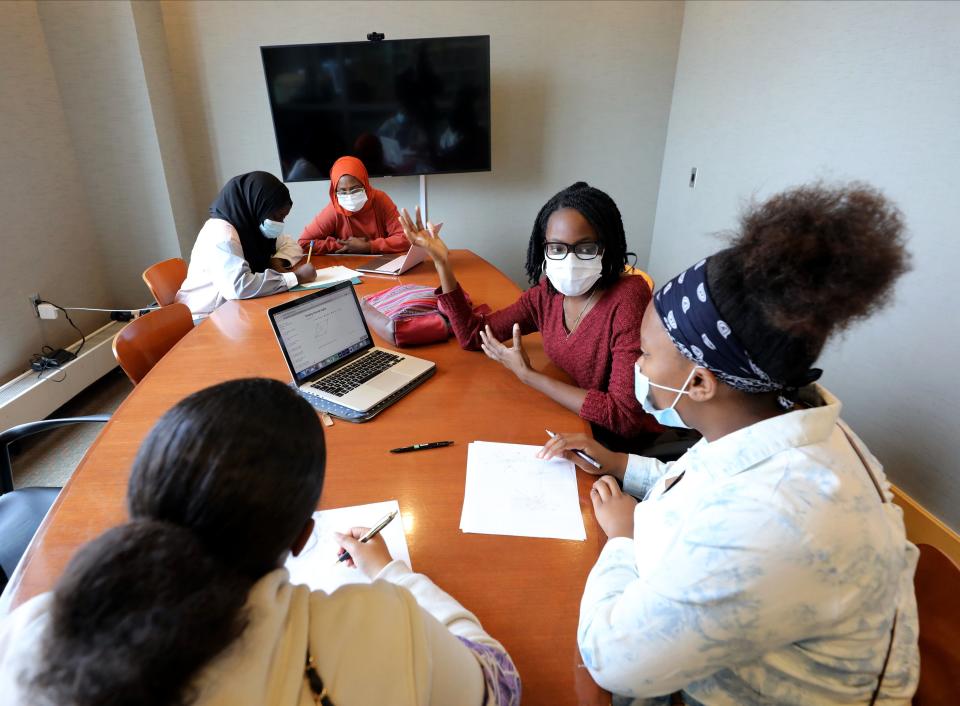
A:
356,244,427,276
268,282,435,413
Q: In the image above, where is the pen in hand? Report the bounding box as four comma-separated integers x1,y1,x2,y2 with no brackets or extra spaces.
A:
544,429,602,469
335,510,398,564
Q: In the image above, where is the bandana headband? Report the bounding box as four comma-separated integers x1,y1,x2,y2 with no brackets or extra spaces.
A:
653,257,816,402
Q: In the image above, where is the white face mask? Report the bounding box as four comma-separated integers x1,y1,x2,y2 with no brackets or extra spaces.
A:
544,256,603,296
337,190,368,212
260,218,284,238
634,362,700,429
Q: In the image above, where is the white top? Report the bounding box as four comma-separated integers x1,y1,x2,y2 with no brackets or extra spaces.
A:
0,560,519,706
176,218,303,319
578,385,920,705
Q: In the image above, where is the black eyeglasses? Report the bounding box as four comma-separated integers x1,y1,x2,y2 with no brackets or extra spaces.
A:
336,185,365,196
544,241,603,260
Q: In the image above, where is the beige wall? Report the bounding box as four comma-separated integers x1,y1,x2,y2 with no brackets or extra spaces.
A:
37,0,183,305
159,0,685,285
648,0,960,530
130,0,204,258
2,0,682,382
0,1,207,384
0,1,111,382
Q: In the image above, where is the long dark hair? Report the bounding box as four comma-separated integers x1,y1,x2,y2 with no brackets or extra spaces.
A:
525,181,634,291
707,183,910,387
31,378,326,706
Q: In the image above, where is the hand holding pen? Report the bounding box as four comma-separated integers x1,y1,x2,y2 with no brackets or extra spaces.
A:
537,430,629,481
332,510,397,579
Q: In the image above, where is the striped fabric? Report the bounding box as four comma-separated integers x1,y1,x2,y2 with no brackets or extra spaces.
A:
363,284,440,319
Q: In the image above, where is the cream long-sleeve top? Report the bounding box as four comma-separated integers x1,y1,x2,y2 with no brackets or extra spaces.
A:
0,560,521,706
175,218,304,320
578,385,920,706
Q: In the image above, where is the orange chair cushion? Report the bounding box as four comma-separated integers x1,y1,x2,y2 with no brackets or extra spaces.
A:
112,303,193,385
142,258,188,307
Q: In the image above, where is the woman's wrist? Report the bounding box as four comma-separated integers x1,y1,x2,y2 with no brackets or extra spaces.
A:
607,453,628,481
436,262,458,293
516,365,539,386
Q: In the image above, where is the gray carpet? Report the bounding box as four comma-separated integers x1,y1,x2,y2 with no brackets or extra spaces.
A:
10,368,133,489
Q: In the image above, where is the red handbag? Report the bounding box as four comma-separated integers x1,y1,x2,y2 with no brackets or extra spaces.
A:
360,285,452,347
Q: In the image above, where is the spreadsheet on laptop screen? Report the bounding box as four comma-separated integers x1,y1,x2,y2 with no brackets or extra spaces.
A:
274,287,371,378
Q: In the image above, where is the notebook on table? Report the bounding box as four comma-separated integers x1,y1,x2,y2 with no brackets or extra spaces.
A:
285,500,410,593
290,265,363,291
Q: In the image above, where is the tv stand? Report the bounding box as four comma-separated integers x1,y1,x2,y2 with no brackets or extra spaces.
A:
419,174,429,223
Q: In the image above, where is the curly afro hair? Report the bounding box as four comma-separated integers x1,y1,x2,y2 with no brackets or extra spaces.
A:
707,182,911,386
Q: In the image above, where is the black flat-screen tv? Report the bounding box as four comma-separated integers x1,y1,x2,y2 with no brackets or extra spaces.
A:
261,35,491,182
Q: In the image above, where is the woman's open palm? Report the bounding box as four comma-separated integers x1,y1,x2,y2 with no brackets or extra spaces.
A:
399,206,447,264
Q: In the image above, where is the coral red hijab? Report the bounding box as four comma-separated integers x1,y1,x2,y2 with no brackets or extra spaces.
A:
328,156,382,218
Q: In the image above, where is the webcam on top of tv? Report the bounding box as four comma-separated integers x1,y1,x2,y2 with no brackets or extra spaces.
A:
367,32,385,42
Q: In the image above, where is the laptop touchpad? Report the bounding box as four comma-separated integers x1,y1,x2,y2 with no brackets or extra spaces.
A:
370,371,409,391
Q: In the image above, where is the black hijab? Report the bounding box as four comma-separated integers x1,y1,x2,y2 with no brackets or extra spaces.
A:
210,172,292,273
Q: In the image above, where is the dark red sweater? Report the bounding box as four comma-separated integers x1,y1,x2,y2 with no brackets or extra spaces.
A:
437,275,660,438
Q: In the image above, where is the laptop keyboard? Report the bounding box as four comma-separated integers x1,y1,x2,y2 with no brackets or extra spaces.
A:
310,350,402,397
376,256,403,273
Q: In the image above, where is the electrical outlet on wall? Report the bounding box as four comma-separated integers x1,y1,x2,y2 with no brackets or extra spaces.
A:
28,293,40,317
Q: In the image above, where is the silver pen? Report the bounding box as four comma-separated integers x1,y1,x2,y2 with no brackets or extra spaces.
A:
335,510,398,564
545,429,602,469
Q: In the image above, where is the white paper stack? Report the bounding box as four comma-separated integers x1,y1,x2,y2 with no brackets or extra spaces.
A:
459,441,586,541
285,499,410,593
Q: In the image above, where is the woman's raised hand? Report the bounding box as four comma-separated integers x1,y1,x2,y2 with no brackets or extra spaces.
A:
399,206,447,264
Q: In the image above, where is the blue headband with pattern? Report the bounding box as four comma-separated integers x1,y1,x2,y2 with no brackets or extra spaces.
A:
653,257,789,396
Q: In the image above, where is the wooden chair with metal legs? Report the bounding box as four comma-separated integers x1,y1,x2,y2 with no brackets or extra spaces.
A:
142,257,188,306
913,543,960,705
112,303,194,385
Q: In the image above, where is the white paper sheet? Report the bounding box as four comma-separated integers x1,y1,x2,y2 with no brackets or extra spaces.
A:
284,500,410,592
297,265,364,289
460,441,586,541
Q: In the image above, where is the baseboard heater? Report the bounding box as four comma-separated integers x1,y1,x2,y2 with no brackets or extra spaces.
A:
0,321,125,431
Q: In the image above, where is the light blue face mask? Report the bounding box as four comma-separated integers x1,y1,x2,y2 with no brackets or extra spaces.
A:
260,218,284,238
634,362,700,429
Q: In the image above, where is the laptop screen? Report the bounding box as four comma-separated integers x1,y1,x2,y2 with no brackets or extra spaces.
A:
271,284,373,383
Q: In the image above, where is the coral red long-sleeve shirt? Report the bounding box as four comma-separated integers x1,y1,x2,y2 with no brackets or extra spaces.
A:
298,192,410,255
437,275,660,439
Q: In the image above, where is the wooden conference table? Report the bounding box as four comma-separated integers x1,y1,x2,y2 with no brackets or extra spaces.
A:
4,250,609,705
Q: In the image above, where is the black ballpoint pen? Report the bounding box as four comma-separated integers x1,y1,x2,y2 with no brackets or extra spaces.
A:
390,441,454,453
